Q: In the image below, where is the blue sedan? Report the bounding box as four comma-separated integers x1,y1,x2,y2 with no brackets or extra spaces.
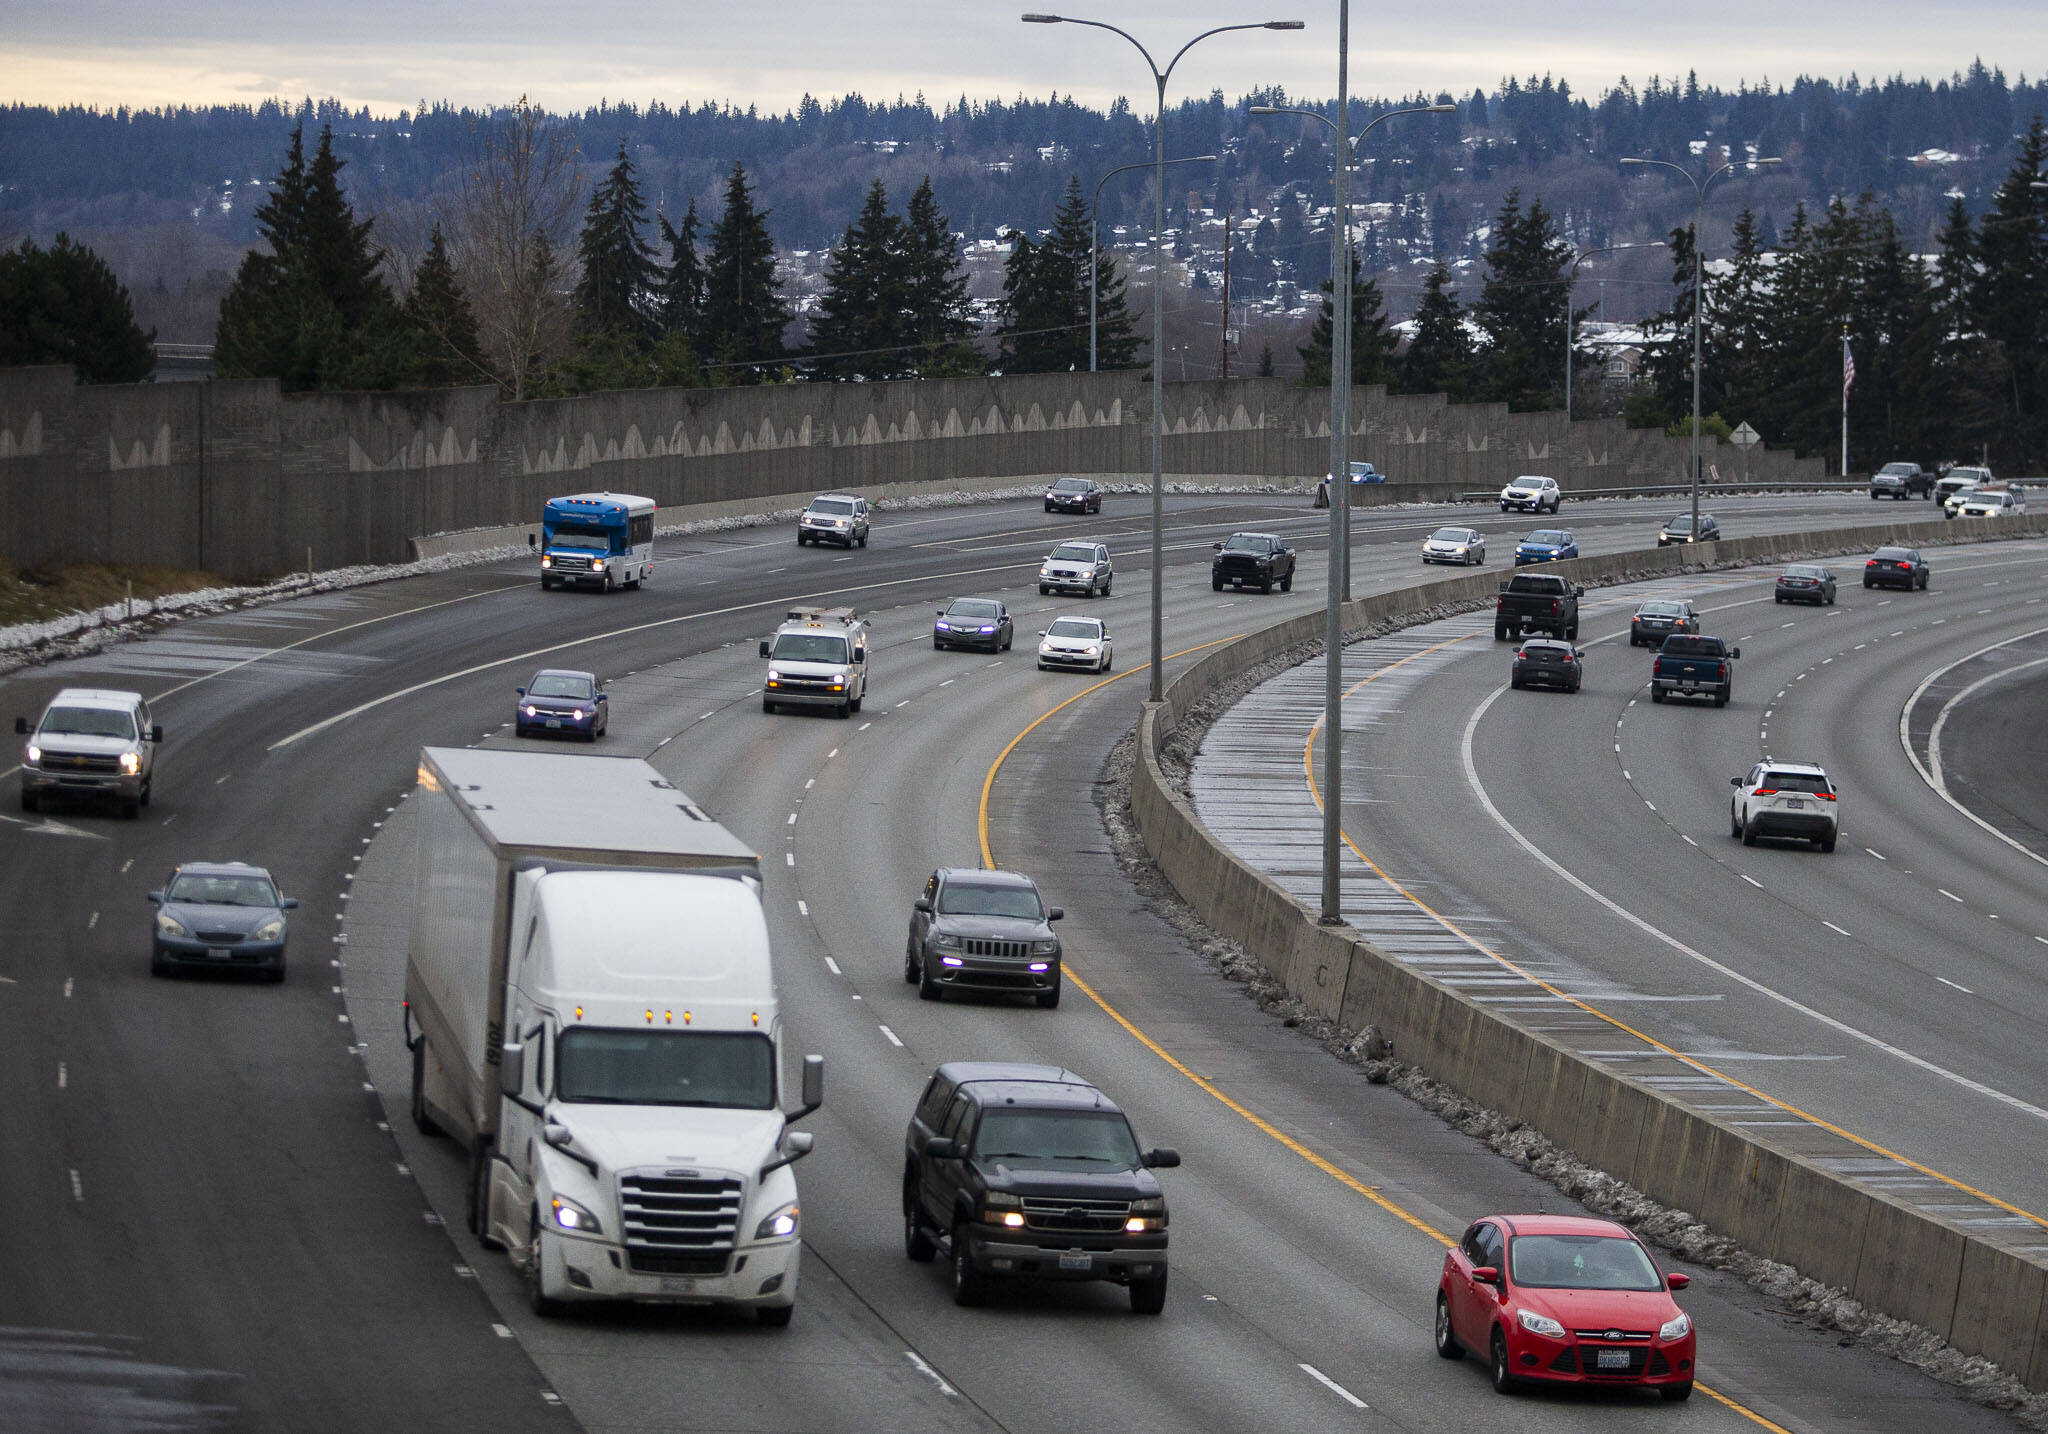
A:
1514,529,1579,564
516,668,608,740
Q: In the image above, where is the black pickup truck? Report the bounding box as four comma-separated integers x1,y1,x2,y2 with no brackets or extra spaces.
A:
1211,532,1296,593
1494,572,1582,641
1651,634,1740,706
903,1061,1178,1314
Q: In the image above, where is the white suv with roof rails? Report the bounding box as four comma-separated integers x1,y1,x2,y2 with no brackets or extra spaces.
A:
1730,762,1838,852
1499,475,1561,514
797,493,871,547
17,687,162,817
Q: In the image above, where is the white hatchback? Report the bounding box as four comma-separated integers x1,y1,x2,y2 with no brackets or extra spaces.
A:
1037,616,1113,673
1730,762,1838,852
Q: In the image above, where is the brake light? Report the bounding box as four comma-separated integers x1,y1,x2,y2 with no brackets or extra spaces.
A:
1551,600,1560,613
1560,653,1574,663
1866,559,1878,567
1821,792,1837,801
1496,596,1505,610
1718,663,1728,678
1653,658,1664,675
1754,788,1779,796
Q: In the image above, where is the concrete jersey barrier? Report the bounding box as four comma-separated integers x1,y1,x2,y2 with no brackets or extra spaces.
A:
1130,509,2048,1391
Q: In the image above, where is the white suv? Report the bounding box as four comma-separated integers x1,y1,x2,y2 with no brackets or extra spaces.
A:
1499,475,1561,513
17,687,161,817
1730,762,1838,852
1039,542,1112,598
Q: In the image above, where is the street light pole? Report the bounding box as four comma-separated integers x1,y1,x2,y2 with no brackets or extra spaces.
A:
1091,155,1219,373
1026,12,1304,705
1563,241,1664,420
1251,89,1452,925
1621,154,1780,540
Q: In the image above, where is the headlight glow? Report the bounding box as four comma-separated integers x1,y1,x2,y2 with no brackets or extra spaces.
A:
1658,1311,1692,1341
253,917,286,941
523,704,538,716
25,744,40,764
540,555,552,568
550,1194,603,1236
156,911,191,938
119,751,141,775
1031,939,1058,955
1082,644,1099,655
977,625,995,634
935,621,951,630
591,559,605,570
765,669,781,681
754,1203,800,1240
1516,1309,1566,1338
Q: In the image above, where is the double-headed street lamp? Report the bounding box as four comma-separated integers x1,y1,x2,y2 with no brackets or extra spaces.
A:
1024,11,1304,704
1091,154,1219,373
1562,241,1665,419
1620,154,1780,536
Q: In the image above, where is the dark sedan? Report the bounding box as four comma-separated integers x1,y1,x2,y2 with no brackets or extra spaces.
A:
150,861,297,981
1511,639,1583,693
1658,513,1722,545
1630,599,1699,647
1775,564,1837,604
516,668,608,740
1864,547,1929,591
935,597,1014,652
1044,477,1103,514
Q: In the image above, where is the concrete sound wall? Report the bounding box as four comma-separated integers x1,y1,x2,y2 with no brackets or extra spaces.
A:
0,365,1824,580
1130,509,2048,1391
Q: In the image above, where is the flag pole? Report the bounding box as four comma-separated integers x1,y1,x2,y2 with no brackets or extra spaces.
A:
1841,323,1850,479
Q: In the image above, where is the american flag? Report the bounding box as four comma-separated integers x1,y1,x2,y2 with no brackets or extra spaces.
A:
1843,335,1856,393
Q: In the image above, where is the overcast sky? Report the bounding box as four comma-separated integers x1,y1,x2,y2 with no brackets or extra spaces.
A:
5,2,2041,115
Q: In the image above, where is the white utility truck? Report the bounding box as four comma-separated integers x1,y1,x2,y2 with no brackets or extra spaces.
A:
405,746,821,1324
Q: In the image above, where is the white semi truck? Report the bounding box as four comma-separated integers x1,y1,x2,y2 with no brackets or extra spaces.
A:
405,746,821,1324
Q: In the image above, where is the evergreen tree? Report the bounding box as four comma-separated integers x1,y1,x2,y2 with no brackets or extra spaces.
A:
403,224,482,387
808,180,907,379
899,176,979,376
1928,196,2007,460
656,200,706,345
1297,250,1397,389
996,176,1137,374
1256,342,1275,378
995,229,1063,373
573,142,656,338
701,162,792,382
1471,189,1574,408
1713,209,1773,422
0,233,156,383
1397,261,1474,398
1968,117,2048,469
1847,205,1941,469
214,124,407,391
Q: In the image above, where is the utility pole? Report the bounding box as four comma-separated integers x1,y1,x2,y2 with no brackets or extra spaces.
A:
1219,209,1231,380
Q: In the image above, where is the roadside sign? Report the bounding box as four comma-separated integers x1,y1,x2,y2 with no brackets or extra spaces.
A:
1730,422,1761,449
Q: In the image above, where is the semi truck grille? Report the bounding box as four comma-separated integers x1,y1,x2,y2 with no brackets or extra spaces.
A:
1021,1195,1131,1233
625,1249,731,1277
619,1172,743,1258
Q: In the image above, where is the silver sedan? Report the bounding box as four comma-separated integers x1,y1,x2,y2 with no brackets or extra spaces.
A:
1421,526,1485,565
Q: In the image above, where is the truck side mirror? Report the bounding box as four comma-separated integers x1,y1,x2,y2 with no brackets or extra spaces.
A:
1730,647,1742,660
1142,1147,1181,1168
516,687,525,697
13,717,26,735
499,1041,526,1097
1574,585,1585,597
151,725,164,743
527,533,537,548
543,1122,574,1149
759,640,772,658
914,898,933,913
925,1138,963,1161
1046,907,1064,921
799,1053,824,1115
1212,541,1224,552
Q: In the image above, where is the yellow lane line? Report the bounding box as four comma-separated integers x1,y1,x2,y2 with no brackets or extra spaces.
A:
977,634,1791,1432
1302,633,2048,1232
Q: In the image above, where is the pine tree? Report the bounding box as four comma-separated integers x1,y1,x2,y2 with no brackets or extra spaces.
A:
1397,261,1473,399
900,176,979,376
995,229,1062,374
996,176,1135,374
0,234,156,383
1297,250,1397,389
701,162,791,382
1256,342,1275,378
656,200,706,345
1968,117,2048,469
1847,205,1941,470
573,142,656,339
1929,196,2006,460
403,224,482,387
1471,189,1574,408
808,180,907,380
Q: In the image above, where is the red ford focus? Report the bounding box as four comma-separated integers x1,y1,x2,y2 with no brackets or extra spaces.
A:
1436,1214,1697,1401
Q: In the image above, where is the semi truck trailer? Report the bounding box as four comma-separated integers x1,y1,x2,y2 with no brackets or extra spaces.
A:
405,746,822,1323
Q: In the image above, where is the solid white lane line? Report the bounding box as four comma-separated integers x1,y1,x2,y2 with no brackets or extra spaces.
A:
1908,633,2048,875
1298,1364,1368,1409
878,1025,904,1048
1682,834,1698,846
1460,684,2048,1124
1939,977,1974,994
1823,921,1852,937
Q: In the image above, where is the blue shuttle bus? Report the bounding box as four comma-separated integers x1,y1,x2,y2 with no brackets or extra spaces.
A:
535,492,656,591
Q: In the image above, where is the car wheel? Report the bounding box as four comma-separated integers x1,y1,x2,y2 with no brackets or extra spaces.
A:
858,533,868,548
1510,672,1525,689
1489,1327,1518,1394
1036,981,1061,1009
1040,585,1050,596
1569,678,1581,693
1260,578,1273,594
150,948,170,978
1565,623,1579,640
1661,1382,1695,1402
762,699,776,715
1002,632,1012,651
1742,820,1758,846
836,700,851,719
1435,1294,1465,1359
850,694,862,714
139,779,151,809
1820,832,1837,853
934,637,945,651
951,1222,989,1307
1281,572,1294,592
1212,576,1224,591
527,1211,564,1318
1714,690,1729,708
1129,1270,1168,1315
1863,578,1874,588
1102,577,1112,597
122,797,141,819
411,1041,444,1138
1045,502,1055,513
20,789,38,814
756,1303,794,1327
905,1182,938,1262
1494,625,1508,642
1651,688,1665,703
1731,805,1744,838
918,954,941,1001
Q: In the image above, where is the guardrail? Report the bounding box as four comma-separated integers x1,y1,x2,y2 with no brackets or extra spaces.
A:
1455,480,1880,502
1129,509,2048,1392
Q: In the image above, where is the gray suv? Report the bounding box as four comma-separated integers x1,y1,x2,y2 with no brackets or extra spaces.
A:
905,869,1064,1007
17,687,161,817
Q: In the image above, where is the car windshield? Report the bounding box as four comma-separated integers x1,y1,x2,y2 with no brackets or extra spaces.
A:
547,522,612,550
772,634,851,663
947,600,1001,619
1429,528,1471,542
973,1109,1141,1168
167,873,277,907
937,882,1043,919
1509,1234,1663,1291
1046,619,1099,639
1963,493,2004,505
1662,637,1722,657
1637,602,1684,617
1521,644,1567,658
1760,771,1832,793
1874,548,1914,562
556,1029,775,1109
1879,463,1917,476
528,674,593,699
39,706,136,739
1526,531,1567,545
1052,478,1089,491
1222,535,1269,553
1782,566,1825,579
810,498,855,515
1050,544,1097,563
1510,479,1544,491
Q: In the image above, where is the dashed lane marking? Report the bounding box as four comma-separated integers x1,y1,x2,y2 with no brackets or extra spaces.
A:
1298,1364,1368,1409
878,1025,904,1048
1823,922,1852,937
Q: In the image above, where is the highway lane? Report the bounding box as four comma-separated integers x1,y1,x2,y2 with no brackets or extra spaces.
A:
0,487,1963,1432
1331,541,2048,1229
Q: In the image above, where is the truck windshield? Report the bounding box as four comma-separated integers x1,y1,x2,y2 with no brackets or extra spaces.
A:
39,706,136,738
973,1109,1141,1168
772,634,851,663
547,522,614,551
556,1029,775,1109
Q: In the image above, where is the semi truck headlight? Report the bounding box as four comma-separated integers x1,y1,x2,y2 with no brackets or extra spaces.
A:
253,918,286,941
550,1195,603,1236
156,912,191,938
120,752,141,774
754,1203,799,1240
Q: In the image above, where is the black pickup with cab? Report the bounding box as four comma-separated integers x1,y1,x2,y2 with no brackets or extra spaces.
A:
1495,572,1581,641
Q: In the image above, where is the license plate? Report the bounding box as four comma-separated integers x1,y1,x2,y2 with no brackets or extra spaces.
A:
1596,1348,1632,1370
1680,683,1698,692
1787,799,1806,809
207,947,231,960
1057,1251,1092,1271
659,1276,698,1293
545,719,561,728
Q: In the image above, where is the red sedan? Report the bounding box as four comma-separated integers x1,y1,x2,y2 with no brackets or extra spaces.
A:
1436,1214,1697,1401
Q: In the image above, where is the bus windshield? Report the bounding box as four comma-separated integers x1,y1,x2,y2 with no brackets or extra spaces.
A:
546,521,615,552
